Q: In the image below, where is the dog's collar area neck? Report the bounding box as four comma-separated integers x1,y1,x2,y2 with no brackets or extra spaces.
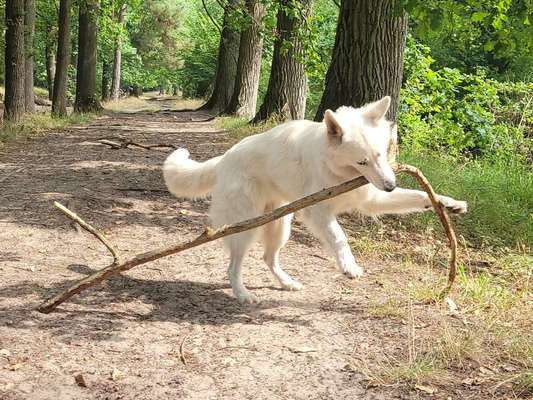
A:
326,160,363,182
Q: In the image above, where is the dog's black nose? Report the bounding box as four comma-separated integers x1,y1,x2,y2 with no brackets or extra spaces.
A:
384,182,396,192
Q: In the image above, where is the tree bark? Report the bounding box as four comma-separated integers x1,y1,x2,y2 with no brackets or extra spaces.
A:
314,0,408,122
24,0,35,112
199,0,241,113
4,0,26,123
75,0,102,113
101,60,110,101
52,0,71,117
225,0,265,118
45,42,56,101
253,0,312,123
110,3,126,101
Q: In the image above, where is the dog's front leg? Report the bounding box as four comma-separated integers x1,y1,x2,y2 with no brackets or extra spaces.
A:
301,205,363,278
357,187,468,216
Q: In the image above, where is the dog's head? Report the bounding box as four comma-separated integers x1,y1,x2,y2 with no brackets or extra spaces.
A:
323,96,397,192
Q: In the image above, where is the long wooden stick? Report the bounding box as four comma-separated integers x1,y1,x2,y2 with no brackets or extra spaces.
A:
38,175,368,313
37,164,458,313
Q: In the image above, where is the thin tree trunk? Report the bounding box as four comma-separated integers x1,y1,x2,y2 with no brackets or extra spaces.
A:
45,42,56,101
253,0,312,123
52,0,71,117
75,0,102,113
24,0,35,112
4,0,26,123
225,0,265,118
110,3,126,101
101,60,110,101
314,0,408,122
199,0,240,113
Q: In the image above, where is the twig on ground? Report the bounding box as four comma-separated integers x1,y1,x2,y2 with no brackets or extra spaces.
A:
37,164,458,313
179,333,191,365
115,188,169,193
97,138,177,151
54,202,120,264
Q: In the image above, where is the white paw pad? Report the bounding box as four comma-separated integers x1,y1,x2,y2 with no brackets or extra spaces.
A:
342,264,364,278
236,292,260,305
281,280,303,291
438,196,468,214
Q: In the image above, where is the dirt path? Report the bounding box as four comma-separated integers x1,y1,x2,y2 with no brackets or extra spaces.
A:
0,104,503,399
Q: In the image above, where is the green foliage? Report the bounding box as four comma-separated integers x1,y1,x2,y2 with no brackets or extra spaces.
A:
399,38,532,161
403,0,533,80
177,1,222,98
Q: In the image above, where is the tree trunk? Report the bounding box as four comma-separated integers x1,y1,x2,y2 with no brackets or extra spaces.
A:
225,0,265,118
4,0,26,123
101,60,110,101
110,3,126,101
253,0,312,123
52,0,71,117
75,0,102,113
45,42,56,101
24,0,35,112
199,0,241,113
314,0,408,122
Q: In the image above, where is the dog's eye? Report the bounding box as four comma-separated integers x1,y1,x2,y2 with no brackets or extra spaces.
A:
357,159,368,166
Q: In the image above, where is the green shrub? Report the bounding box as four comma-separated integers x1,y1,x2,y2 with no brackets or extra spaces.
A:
399,38,532,161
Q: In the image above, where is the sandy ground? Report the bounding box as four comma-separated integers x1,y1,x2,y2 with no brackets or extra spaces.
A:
0,102,520,399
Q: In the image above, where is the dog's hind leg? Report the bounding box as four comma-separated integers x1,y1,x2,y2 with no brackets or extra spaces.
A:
211,186,263,304
301,205,363,278
262,213,303,291
227,234,259,304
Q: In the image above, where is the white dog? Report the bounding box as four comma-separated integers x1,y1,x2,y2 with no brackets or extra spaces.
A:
163,97,467,304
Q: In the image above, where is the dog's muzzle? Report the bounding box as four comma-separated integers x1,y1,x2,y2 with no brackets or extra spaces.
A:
383,181,396,192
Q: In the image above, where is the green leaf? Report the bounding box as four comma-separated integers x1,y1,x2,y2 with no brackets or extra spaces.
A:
483,40,496,51
471,11,489,22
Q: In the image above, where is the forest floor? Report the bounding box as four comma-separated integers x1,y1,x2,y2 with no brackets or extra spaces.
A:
0,96,530,400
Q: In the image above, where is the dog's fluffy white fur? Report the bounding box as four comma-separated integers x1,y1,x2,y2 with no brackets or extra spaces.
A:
163,97,467,304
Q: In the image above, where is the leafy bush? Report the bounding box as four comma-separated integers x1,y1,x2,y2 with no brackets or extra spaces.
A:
399,38,532,161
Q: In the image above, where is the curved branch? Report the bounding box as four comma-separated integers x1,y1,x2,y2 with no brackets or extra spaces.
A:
394,163,457,296
202,0,222,35
54,202,121,264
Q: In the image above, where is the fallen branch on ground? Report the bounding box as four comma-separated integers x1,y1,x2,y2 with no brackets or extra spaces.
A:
37,164,457,313
98,138,177,151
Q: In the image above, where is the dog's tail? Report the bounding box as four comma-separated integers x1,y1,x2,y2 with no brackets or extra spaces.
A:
163,148,221,198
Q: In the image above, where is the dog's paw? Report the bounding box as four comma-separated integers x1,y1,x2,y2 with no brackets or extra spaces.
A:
342,264,364,279
438,196,468,214
236,292,260,305
280,279,303,291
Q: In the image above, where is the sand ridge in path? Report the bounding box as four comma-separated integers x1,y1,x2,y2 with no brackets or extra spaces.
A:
0,104,492,400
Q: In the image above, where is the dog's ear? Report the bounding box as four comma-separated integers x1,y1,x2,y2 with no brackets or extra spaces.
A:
361,96,391,122
324,109,343,139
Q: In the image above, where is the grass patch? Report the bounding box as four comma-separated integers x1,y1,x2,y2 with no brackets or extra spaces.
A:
367,298,407,319
216,115,281,143
0,112,95,143
399,148,533,249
